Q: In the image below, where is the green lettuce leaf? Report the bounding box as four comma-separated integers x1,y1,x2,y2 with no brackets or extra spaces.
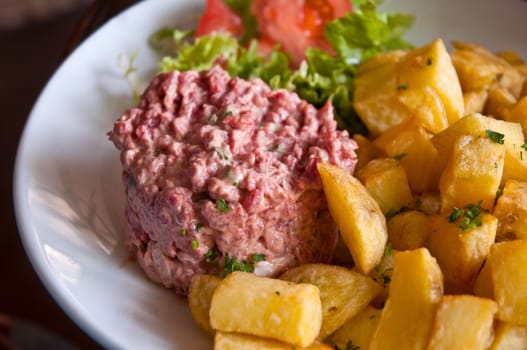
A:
324,1,414,63
159,33,239,72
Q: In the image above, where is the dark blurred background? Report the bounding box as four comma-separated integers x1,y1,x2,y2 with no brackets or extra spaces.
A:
0,1,134,349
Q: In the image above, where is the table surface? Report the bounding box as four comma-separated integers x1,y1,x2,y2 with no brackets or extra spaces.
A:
1,4,110,350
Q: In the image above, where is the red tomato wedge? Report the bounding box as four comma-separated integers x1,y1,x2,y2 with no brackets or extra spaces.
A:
195,0,243,37
196,0,353,66
252,0,352,65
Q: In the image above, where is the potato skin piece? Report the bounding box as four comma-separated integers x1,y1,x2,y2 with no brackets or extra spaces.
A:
209,271,322,347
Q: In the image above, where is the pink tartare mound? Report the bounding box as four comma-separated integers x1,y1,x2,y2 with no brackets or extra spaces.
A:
108,65,358,294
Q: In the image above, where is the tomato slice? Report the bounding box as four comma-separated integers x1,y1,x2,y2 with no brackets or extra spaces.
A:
252,0,352,65
195,0,352,66
196,0,243,37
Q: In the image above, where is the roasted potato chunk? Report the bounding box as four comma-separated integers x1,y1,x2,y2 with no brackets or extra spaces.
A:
279,263,380,340
503,96,527,140
451,41,524,97
427,212,497,293
438,134,505,215
474,240,527,327
373,118,441,193
489,322,527,350
432,113,527,184
209,271,322,347
353,134,380,173
484,85,517,119
356,158,413,214
464,90,488,114
369,248,443,350
426,295,497,350
387,210,430,251
317,163,388,274
188,274,221,335
368,245,396,305
493,180,527,241
354,38,463,136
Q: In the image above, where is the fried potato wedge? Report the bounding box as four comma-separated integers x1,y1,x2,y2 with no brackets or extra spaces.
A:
188,274,221,336
209,271,322,347
317,163,388,274
279,263,381,340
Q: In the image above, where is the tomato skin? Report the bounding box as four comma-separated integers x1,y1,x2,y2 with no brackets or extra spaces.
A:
196,0,243,37
252,0,352,65
195,0,353,66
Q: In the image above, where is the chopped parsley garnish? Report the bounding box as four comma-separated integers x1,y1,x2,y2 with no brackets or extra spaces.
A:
373,263,393,287
382,270,392,285
191,240,199,249
485,129,505,144
385,206,410,219
221,252,266,277
448,200,483,231
196,223,203,232
334,340,360,350
385,242,393,257
393,153,407,160
397,83,409,91
180,228,187,236
204,247,219,264
426,57,433,65
215,147,229,161
216,198,230,213
522,143,527,151
252,253,266,262
222,110,233,117
275,290,281,296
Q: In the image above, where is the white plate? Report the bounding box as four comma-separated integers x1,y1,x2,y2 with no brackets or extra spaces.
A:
13,0,527,349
